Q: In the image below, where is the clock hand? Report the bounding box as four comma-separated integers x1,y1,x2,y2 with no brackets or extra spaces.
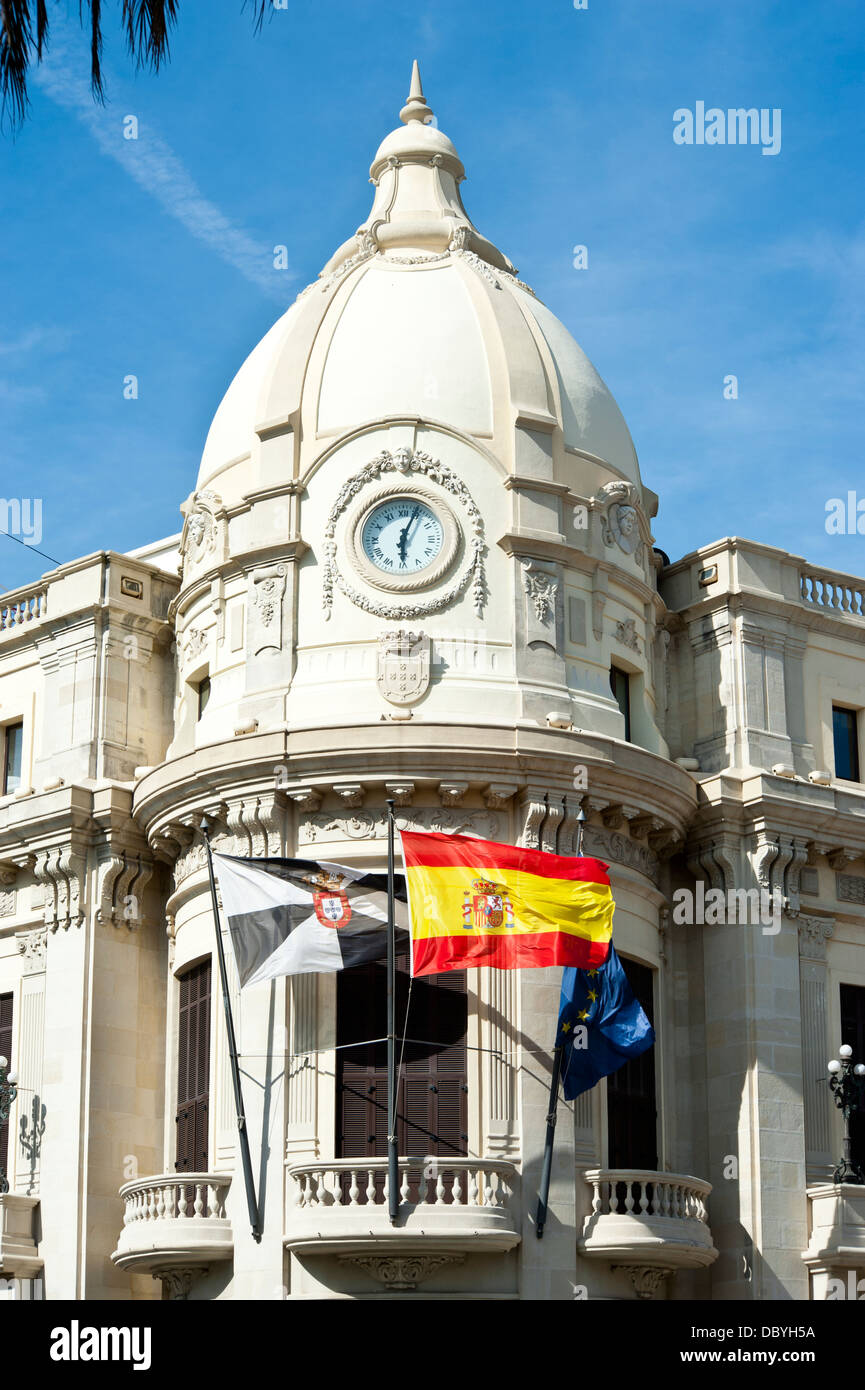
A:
397,505,421,565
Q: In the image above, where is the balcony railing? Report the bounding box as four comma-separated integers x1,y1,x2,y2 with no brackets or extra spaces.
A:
0,585,47,637
579,1168,717,1277
800,567,865,618
284,1157,521,1256
111,1173,233,1275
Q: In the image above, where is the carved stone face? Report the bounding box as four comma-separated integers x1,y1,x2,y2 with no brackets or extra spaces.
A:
187,513,206,547
618,506,636,536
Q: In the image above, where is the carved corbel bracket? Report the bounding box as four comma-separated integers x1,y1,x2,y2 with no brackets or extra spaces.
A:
34,844,87,931
333,782,366,809
285,787,323,815
438,782,469,808
384,782,415,808
483,783,517,811
611,1264,674,1300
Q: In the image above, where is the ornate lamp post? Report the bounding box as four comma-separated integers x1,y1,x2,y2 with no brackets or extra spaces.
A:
0,1055,18,1195
827,1044,865,1185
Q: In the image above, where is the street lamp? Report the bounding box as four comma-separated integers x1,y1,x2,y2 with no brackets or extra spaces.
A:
0,1055,18,1195
827,1044,865,1185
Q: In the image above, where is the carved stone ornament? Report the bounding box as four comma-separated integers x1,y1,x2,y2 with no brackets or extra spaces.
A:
178,624,208,670
797,915,835,962
155,1267,205,1301
179,490,225,572
376,630,431,707
0,888,15,917
299,807,503,847
16,929,47,975
322,448,486,621
612,1264,674,1300
837,873,865,905
522,563,557,625
339,1253,464,1289
250,564,287,655
615,618,640,652
596,481,642,557
582,826,660,886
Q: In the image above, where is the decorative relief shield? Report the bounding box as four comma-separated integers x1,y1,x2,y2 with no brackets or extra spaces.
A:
376,630,431,706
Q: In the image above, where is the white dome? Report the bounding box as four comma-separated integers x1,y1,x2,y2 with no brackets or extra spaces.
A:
195,63,641,496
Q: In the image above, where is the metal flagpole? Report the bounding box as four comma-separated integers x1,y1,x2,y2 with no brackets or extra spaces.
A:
536,803,587,1239
201,817,262,1242
386,799,400,1224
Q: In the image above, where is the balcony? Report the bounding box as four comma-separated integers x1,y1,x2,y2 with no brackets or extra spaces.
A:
0,1195,41,1279
578,1169,717,1297
285,1157,521,1263
111,1173,233,1286
803,1183,865,1299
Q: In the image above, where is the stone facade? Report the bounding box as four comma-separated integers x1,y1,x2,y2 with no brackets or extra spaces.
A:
1,68,863,1301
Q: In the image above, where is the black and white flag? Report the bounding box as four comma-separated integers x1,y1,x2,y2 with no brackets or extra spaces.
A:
212,853,409,986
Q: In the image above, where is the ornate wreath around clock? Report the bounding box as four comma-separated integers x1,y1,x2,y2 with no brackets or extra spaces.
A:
322,447,486,620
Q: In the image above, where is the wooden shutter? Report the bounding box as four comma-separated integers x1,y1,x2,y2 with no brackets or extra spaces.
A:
840,984,865,1172
175,960,211,1173
606,958,657,1171
337,947,468,1180
0,993,12,1187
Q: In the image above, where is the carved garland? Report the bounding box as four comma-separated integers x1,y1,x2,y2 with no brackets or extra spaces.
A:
322,448,486,621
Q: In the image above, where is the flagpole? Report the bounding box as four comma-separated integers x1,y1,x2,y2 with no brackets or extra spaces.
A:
536,803,587,1239
386,799,399,1225
201,818,262,1242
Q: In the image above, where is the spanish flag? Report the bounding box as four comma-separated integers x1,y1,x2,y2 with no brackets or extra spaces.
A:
400,830,614,977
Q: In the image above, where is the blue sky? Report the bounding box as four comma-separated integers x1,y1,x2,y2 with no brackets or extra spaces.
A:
0,0,862,593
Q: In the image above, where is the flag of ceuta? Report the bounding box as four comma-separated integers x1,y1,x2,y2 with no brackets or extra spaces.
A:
400,831,614,977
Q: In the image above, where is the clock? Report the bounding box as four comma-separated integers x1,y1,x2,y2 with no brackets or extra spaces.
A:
347,484,460,594
361,498,444,576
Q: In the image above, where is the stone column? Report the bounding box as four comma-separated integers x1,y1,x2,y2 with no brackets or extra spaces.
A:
797,915,835,1185
13,930,47,1196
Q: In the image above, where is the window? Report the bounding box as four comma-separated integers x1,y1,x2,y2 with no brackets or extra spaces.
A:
336,947,467,1198
607,958,657,1170
610,666,631,742
833,706,860,782
0,993,12,1187
840,984,865,1176
175,960,211,1173
197,677,211,721
2,723,23,795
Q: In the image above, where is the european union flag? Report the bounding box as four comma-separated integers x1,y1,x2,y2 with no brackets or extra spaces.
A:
556,943,655,1100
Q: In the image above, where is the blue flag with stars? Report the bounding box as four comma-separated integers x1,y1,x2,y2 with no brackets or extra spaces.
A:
556,943,655,1100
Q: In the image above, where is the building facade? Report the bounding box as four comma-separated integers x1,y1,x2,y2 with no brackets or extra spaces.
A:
1,66,864,1302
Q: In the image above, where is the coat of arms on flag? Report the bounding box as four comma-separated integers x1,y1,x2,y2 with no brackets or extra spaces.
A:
464,879,513,929
308,871,353,928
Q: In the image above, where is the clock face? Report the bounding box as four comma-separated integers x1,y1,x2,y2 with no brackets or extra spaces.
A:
361,498,445,576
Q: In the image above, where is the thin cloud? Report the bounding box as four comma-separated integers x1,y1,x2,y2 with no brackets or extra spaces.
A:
34,32,289,302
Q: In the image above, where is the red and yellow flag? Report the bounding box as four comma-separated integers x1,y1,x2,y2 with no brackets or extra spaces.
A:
400,830,614,977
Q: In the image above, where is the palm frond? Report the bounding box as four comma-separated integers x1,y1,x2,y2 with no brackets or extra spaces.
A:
0,0,35,128
242,0,270,35
120,0,179,70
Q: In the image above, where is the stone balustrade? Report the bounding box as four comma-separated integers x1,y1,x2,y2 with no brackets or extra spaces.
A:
111,1173,233,1275
285,1156,521,1256
579,1168,717,1276
800,567,865,618
0,585,47,637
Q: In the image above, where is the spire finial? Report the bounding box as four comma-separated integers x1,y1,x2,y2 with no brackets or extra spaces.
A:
400,59,434,125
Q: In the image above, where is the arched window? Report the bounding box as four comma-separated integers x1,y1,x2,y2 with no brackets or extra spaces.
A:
175,959,211,1173
606,957,657,1170
336,947,468,1162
